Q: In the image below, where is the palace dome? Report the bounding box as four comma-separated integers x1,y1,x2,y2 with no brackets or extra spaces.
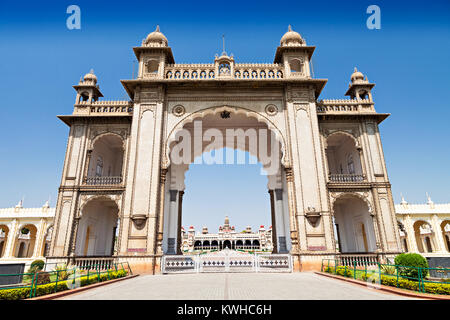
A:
280,25,304,46
83,69,97,83
350,67,365,83
145,25,168,46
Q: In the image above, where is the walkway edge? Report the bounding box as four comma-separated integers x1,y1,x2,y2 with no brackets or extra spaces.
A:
28,274,139,300
315,272,450,300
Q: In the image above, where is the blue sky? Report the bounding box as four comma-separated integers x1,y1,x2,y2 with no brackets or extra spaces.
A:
0,0,449,231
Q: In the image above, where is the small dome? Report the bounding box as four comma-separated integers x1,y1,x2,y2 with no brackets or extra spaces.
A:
280,25,304,46
83,69,97,83
145,25,168,46
351,67,365,83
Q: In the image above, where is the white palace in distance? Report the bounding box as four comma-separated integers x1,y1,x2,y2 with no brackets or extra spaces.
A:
1,26,449,272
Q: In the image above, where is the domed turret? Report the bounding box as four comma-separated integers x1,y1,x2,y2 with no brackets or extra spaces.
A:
83,69,97,84
144,25,168,47
350,67,366,83
280,25,304,46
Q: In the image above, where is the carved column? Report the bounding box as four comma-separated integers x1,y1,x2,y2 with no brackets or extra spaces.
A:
268,190,278,253
69,217,80,256
274,189,287,253
4,219,18,258
155,168,168,255
285,166,299,253
167,189,178,254
431,214,445,253
176,191,185,255
82,149,93,183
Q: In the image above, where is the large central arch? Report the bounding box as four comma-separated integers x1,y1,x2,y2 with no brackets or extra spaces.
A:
161,106,292,255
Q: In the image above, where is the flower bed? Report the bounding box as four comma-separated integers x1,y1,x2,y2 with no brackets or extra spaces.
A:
0,269,128,300
323,266,450,295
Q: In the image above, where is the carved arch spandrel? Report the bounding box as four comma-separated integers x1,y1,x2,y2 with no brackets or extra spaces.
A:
162,105,290,169
329,191,373,216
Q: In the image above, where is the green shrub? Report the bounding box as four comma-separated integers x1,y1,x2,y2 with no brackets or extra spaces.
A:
380,264,396,275
30,260,45,271
394,253,428,279
336,266,353,277
53,264,70,280
36,272,51,285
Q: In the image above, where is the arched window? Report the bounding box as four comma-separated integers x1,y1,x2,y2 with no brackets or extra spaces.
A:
289,59,303,73
145,59,159,74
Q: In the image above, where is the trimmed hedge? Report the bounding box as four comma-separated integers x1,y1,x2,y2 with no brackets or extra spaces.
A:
0,269,127,300
394,253,429,279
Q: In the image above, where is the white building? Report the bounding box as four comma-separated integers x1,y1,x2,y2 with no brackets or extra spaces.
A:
181,216,273,253
0,201,54,267
396,195,450,257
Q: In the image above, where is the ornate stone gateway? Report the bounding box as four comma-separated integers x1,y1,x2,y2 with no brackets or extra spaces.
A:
48,25,403,274
161,249,292,274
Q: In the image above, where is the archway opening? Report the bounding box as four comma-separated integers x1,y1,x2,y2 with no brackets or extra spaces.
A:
14,224,37,258
441,221,450,252
413,220,435,253
333,196,376,253
0,225,9,258
75,198,119,257
164,110,288,255
86,134,124,185
326,133,363,182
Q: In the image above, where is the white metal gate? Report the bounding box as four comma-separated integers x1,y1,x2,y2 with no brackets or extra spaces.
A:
161,249,292,274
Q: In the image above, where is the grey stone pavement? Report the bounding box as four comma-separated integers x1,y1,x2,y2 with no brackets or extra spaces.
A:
60,272,419,300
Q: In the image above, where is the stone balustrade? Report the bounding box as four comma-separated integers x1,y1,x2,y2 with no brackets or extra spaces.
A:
329,174,366,183
316,99,374,113
84,176,123,186
338,254,379,266
73,257,116,270
164,63,283,80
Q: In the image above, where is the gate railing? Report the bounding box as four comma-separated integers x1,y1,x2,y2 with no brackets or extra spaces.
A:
161,253,292,274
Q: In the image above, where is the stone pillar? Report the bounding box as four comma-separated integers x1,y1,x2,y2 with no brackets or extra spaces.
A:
177,191,184,255
3,219,18,258
274,189,287,253
167,190,178,254
284,166,299,253
69,217,80,256
431,215,445,253
32,219,46,258
156,168,168,255
404,215,419,253
268,190,278,253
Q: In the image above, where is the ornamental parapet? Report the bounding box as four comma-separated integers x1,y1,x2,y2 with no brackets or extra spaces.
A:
164,63,284,80
316,99,374,114
73,100,133,115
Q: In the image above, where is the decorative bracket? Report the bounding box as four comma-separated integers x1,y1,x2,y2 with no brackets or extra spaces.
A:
305,206,321,226
131,214,148,230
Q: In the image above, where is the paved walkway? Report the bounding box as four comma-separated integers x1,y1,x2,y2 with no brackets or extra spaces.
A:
60,272,418,300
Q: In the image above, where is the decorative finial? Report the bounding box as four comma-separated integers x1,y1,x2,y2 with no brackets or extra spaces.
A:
400,193,408,205
156,25,160,32
89,68,94,74
222,34,226,55
354,67,358,72
288,25,292,31
426,192,433,205
15,199,23,208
